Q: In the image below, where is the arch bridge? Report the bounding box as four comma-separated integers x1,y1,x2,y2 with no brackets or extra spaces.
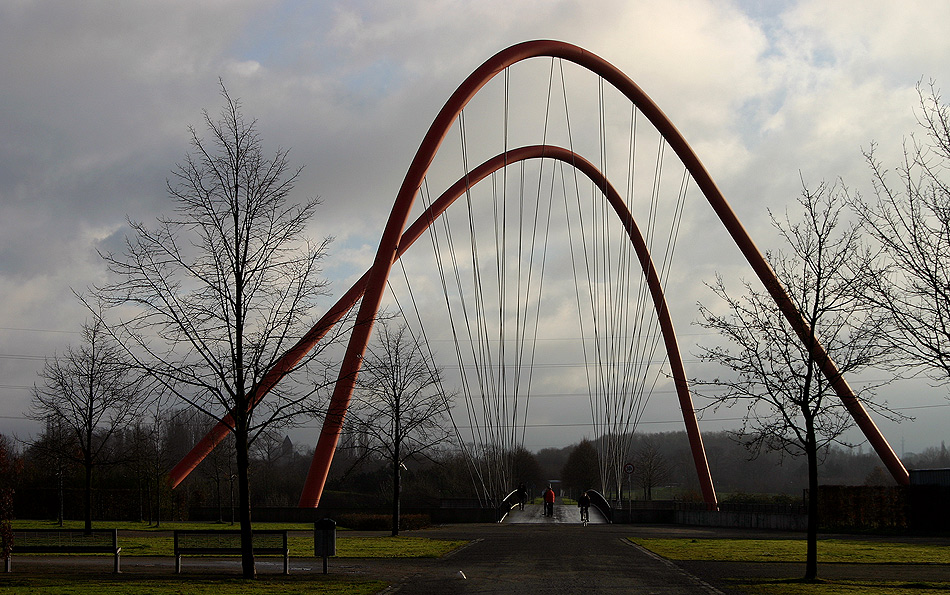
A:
167,40,908,509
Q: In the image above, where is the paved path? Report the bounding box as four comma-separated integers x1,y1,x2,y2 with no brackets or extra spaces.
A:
374,523,723,594
501,503,608,525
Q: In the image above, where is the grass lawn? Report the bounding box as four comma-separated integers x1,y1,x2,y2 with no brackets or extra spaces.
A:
0,576,388,595
10,520,465,558
629,537,949,564
722,578,950,595
115,533,463,558
11,520,315,532
631,538,950,595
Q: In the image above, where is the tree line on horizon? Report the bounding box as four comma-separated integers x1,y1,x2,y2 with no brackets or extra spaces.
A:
3,424,947,524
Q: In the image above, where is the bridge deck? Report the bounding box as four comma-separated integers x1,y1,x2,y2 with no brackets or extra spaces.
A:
502,503,607,524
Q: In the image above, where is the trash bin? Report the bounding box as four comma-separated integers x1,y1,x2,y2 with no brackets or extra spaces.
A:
314,518,337,558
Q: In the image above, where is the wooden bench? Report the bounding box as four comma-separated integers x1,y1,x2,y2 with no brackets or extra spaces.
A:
173,529,289,574
4,528,121,573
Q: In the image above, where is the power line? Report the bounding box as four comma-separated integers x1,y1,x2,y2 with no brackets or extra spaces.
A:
0,327,78,334
0,354,47,361
897,403,950,411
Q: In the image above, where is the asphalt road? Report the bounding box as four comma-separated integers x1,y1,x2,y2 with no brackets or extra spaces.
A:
381,522,724,594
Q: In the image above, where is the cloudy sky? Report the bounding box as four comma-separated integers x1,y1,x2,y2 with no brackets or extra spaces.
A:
2,0,949,462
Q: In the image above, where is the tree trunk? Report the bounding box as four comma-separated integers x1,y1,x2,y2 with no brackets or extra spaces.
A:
57,467,64,527
155,474,162,528
83,459,93,534
216,477,223,523
805,418,819,580
392,396,401,537
146,475,152,525
236,427,256,578
392,457,401,537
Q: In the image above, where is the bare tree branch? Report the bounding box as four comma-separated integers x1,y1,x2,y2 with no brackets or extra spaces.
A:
88,82,335,577
348,318,455,535
694,181,899,580
30,319,148,532
849,81,950,383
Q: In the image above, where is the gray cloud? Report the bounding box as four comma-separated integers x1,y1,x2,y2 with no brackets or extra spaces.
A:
1,0,947,456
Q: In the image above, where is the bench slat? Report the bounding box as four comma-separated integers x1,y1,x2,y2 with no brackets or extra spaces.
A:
173,530,289,575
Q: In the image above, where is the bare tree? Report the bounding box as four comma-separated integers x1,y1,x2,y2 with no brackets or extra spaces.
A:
850,82,950,383
508,446,542,491
200,429,236,523
92,83,333,577
632,438,671,501
0,434,21,565
126,414,178,527
912,442,950,469
560,439,600,498
349,319,454,536
695,182,897,580
30,320,146,533
29,417,71,525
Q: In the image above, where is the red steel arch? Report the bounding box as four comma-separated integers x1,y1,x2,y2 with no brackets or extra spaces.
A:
170,40,908,506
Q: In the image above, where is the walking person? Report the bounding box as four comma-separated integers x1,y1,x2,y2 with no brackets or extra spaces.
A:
578,490,591,524
543,485,556,517
517,483,527,511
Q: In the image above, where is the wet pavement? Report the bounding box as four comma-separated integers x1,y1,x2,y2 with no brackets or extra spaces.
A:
501,503,608,525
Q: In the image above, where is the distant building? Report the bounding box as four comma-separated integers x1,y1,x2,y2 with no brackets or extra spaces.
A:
910,468,950,487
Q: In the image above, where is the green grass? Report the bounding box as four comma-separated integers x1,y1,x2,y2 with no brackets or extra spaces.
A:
107,533,462,558
336,536,464,558
0,576,387,595
11,520,315,532
9,519,465,558
630,538,949,564
633,538,950,595
724,578,950,594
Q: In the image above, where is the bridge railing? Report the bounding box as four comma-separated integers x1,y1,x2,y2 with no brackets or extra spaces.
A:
497,489,526,521
587,490,612,523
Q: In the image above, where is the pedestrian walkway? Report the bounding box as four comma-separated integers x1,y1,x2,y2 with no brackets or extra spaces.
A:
382,523,723,594
501,503,608,524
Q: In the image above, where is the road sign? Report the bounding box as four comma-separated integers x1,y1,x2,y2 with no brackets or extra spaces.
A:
623,463,635,474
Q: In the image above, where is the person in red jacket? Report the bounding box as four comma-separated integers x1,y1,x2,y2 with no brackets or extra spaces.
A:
542,485,556,517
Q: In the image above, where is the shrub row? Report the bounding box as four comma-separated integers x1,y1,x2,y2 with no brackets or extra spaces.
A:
335,513,431,531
